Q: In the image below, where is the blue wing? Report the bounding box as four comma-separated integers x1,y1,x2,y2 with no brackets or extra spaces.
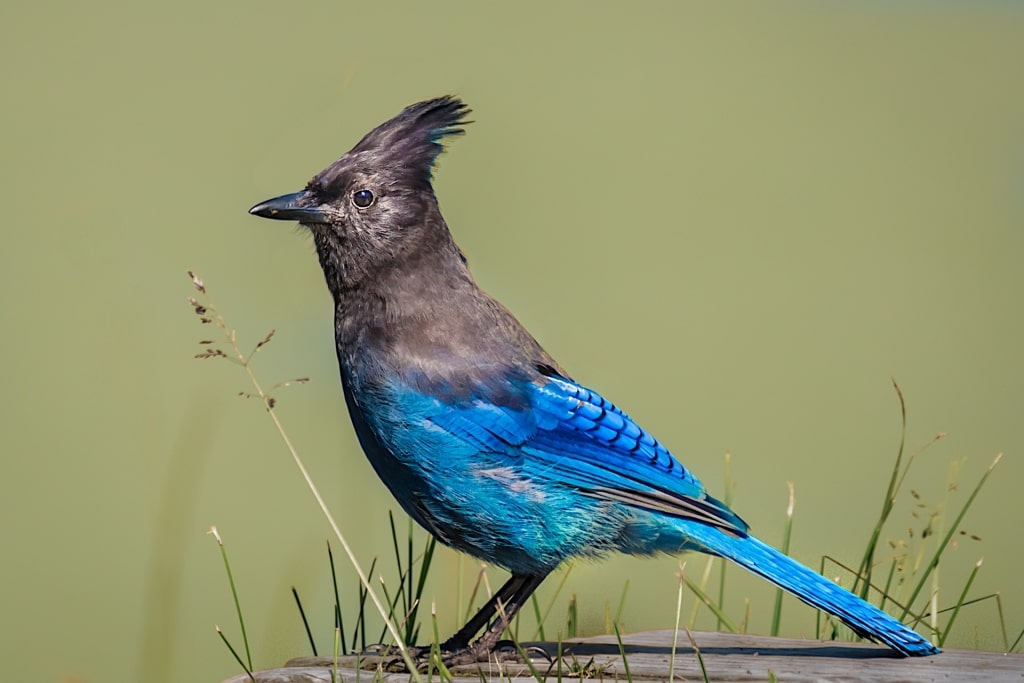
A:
405,372,939,656
427,372,748,536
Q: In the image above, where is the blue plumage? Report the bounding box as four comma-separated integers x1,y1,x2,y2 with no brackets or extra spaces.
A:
250,95,939,659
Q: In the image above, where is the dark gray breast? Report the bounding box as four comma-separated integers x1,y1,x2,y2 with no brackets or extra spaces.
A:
334,249,565,409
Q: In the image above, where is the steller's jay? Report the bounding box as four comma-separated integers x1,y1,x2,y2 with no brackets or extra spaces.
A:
250,96,938,660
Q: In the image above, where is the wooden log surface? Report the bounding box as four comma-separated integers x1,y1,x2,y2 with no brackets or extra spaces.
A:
223,629,1023,682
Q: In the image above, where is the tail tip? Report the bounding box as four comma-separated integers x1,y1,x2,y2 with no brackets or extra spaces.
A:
898,638,941,657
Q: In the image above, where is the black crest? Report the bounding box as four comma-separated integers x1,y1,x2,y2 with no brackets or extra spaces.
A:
344,96,471,182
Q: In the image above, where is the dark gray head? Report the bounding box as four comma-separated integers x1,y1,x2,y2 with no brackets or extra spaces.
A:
251,95,565,397
250,96,471,290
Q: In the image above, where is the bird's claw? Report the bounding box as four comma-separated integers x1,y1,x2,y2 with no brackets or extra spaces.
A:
361,641,527,672
358,643,398,657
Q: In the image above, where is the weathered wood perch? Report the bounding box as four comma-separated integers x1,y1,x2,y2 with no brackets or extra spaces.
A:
223,629,1023,682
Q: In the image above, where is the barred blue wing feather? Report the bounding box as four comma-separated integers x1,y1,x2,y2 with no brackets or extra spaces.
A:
526,375,750,534
424,373,748,535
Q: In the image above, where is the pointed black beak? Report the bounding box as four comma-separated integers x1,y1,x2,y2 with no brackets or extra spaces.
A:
249,190,328,223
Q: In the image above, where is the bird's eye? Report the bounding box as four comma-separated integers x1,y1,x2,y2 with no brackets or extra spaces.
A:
352,189,375,208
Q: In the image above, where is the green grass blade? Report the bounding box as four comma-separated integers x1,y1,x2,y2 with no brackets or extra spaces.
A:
533,564,574,639
555,635,563,683
409,534,437,644
388,510,402,580
332,625,341,683
771,482,795,637
683,575,738,632
291,586,317,656
938,558,982,646
612,622,633,683
687,555,715,628
215,625,254,683
566,593,578,639
879,557,898,614
718,452,735,632
685,629,710,683
376,574,409,645
899,453,1001,619
353,557,377,652
994,591,1009,652
531,593,545,641
615,580,630,626
1009,624,1023,653
429,603,454,683
387,512,409,621
401,517,414,645
508,635,545,683
670,563,684,683
463,564,486,623
854,379,907,599
209,527,252,671
327,541,347,655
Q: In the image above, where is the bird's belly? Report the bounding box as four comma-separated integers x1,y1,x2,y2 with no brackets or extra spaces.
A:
378,444,627,574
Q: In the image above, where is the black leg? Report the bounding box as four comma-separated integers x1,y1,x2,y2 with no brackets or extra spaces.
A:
470,573,548,654
442,572,548,653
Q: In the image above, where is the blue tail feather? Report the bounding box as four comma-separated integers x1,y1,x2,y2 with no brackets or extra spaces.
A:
680,523,939,656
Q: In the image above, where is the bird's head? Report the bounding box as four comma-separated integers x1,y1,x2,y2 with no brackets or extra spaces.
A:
250,96,471,285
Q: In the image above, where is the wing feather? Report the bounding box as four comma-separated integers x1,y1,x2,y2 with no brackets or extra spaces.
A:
425,374,748,536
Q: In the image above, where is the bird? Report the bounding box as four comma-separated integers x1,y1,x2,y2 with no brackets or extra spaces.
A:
249,95,939,660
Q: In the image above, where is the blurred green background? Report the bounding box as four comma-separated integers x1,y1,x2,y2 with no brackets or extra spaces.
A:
2,2,1022,681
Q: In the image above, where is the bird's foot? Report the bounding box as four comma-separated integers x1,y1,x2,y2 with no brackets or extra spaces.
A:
357,643,427,672
360,639,535,672
437,639,528,668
